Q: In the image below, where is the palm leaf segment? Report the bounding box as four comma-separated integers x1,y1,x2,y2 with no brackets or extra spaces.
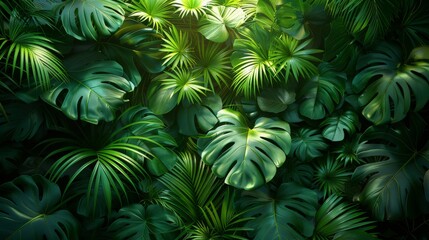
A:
130,0,174,31
198,108,291,190
173,0,211,19
313,195,376,240
43,106,176,215
352,43,429,125
353,115,429,220
57,0,125,40
0,15,68,89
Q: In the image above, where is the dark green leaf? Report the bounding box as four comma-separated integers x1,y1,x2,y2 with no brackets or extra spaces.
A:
241,182,318,240
321,110,360,142
0,175,79,240
291,128,328,161
257,88,296,113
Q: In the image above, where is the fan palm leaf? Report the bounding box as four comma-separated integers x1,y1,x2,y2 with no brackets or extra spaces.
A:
161,26,196,68
130,0,174,31
0,15,68,89
162,68,208,104
173,0,211,19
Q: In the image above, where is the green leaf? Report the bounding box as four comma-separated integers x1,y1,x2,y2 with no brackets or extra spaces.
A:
109,204,178,240
257,88,296,113
0,175,79,240
198,6,245,43
129,0,174,31
241,182,318,240
314,155,351,197
276,0,328,40
158,152,224,225
42,53,134,124
321,110,360,142
299,65,346,120
0,101,45,142
177,94,222,136
352,43,429,125
57,0,125,40
352,115,429,220
198,108,291,190
99,20,164,86
313,195,376,239
291,128,328,161
147,73,178,115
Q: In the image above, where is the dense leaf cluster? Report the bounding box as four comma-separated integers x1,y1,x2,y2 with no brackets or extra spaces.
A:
1,0,429,239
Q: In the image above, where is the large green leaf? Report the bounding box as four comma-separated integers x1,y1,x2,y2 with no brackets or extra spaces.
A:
146,73,178,115
0,175,79,240
313,195,376,240
177,94,222,136
241,182,318,240
57,0,125,40
108,204,178,240
99,20,164,86
352,115,429,220
299,65,346,120
198,6,245,43
198,108,291,190
42,53,134,124
352,43,429,125
321,110,360,142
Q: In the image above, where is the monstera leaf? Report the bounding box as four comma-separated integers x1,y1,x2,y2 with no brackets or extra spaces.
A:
198,6,245,42
42,53,134,124
352,115,429,220
321,110,360,142
299,65,346,120
99,20,164,86
177,94,222,136
109,204,178,240
57,0,125,40
198,109,291,190
276,0,327,40
352,43,429,125
241,182,318,240
0,175,79,240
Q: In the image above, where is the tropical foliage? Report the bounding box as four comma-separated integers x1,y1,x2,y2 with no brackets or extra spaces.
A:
1,0,429,239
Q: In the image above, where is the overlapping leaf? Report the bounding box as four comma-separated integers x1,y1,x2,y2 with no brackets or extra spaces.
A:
321,110,360,142
198,108,291,190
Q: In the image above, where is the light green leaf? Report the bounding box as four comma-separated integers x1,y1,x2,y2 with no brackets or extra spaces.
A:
109,204,178,240
0,175,79,240
241,182,318,240
57,0,125,40
42,53,134,124
198,108,291,190
321,110,360,142
257,87,296,113
352,43,429,125
198,6,245,43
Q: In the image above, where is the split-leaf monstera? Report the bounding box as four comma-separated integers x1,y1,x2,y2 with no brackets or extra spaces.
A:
353,43,429,125
198,109,291,190
0,175,79,240
42,53,134,124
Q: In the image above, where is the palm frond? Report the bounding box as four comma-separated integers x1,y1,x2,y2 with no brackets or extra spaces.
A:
158,151,224,226
160,26,196,68
130,0,174,31
270,34,322,81
0,15,68,89
194,39,231,91
314,154,351,198
162,68,208,104
173,0,211,19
